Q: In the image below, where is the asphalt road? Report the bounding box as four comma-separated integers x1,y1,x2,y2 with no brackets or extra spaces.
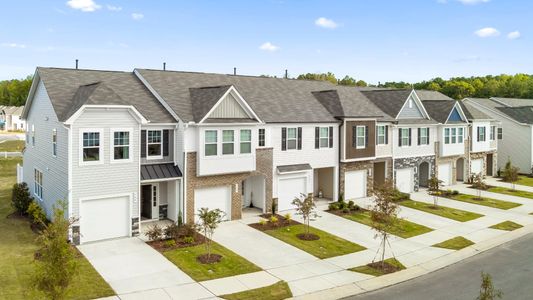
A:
347,233,533,300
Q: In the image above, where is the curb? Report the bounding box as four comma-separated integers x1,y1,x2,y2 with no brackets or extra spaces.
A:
292,223,533,299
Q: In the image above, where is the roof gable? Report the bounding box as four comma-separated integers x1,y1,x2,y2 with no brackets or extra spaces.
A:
396,91,430,120
447,106,465,123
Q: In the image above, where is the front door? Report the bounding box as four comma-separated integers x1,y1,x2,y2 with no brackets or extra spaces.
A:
141,185,152,220
487,154,493,176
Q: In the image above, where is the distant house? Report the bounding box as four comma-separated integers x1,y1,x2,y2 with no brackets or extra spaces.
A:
0,105,25,131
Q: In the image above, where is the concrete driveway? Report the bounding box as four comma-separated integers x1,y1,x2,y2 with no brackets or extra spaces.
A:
78,238,196,294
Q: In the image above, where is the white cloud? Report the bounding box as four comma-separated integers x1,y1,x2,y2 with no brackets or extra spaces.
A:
507,31,521,40
259,42,280,52
1,43,26,49
457,0,489,4
66,0,101,12
315,17,338,29
131,13,144,20
474,27,500,37
106,4,122,11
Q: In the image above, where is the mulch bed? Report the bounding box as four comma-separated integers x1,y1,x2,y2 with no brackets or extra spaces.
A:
249,214,301,231
328,207,364,217
196,253,222,264
367,261,403,274
296,233,320,241
148,232,206,252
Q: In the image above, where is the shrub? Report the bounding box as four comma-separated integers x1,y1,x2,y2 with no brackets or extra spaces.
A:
328,202,339,211
338,192,344,203
177,211,183,227
165,239,176,248
164,223,180,240
271,199,278,215
258,218,267,226
284,213,292,222
342,208,351,213
338,201,347,210
180,223,197,238
11,182,32,215
27,201,46,226
183,236,195,244
452,190,459,195
269,216,279,224
353,204,361,211
146,224,163,241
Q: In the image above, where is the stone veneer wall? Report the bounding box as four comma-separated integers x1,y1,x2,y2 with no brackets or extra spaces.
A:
436,155,465,185
339,160,373,198
185,148,273,223
467,151,497,180
394,155,436,191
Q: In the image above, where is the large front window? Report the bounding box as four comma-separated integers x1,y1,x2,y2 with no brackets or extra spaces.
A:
147,130,162,157
82,132,100,161
240,130,251,154
356,126,366,149
34,169,43,200
222,130,234,155
113,131,130,160
205,130,217,156
287,128,297,150
377,125,386,145
319,127,329,148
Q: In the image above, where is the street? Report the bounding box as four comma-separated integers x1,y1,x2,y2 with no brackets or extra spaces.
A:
347,233,533,300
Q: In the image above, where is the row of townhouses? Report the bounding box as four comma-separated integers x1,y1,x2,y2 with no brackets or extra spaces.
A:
21,67,499,244
0,105,25,131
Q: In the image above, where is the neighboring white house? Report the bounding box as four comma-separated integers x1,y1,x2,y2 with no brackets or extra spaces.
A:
0,105,25,131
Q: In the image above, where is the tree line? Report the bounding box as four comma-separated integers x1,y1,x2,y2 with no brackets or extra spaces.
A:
0,76,33,106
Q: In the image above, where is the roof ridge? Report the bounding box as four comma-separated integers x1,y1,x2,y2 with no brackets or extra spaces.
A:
37,66,132,74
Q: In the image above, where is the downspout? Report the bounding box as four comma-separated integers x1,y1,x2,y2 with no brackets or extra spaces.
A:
338,119,344,202
391,123,396,186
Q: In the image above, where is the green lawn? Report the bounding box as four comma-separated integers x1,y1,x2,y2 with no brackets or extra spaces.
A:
400,200,483,222
263,224,365,259
163,241,261,281
432,236,474,250
221,281,292,300
339,210,432,238
485,186,533,200
350,258,406,277
446,192,521,210
489,221,523,231
0,158,114,300
513,176,533,187
0,140,25,152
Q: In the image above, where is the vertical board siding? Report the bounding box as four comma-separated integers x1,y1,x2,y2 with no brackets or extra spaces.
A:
210,93,249,119
398,96,425,119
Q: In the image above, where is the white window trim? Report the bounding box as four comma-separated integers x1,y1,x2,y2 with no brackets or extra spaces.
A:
444,128,450,145
319,127,330,149
222,130,235,155
79,128,104,166
377,125,386,145
34,168,43,201
204,129,218,157
146,129,163,160
240,129,252,154
356,126,366,149
419,128,429,145
52,129,57,157
458,127,464,143
110,128,133,163
31,124,35,147
490,125,496,141
258,128,266,147
400,128,410,147
478,126,486,142
286,127,298,151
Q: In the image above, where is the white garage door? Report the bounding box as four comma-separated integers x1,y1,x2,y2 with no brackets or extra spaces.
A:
471,159,483,175
345,170,367,199
396,168,414,193
438,163,452,186
278,177,307,211
195,186,231,221
80,196,130,244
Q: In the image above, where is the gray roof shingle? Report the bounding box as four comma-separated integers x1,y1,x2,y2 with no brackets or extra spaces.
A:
360,89,413,118
495,106,533,124
415,90,454,101
422,100,457,124
189,85,232,122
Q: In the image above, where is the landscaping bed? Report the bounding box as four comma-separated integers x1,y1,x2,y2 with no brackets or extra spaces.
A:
489,221,523,231
399,199,483,222
221,281,292,300
432,236,474,250
440,189,521,210
350,258,405,277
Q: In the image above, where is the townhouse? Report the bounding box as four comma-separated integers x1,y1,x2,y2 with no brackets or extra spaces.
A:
0,105,25,131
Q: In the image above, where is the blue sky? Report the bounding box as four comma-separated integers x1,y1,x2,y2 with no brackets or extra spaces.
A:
0,0,531,83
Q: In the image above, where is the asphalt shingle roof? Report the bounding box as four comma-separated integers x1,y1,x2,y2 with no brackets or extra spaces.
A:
460,100,492,121
360,89,413,118
495,106,533,124
422,100,457,124
189,85,232,122
36,67,175,123
415,90,454,101
491,97,533,107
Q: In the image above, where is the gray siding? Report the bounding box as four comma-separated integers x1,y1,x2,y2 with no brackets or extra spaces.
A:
398,96,424,119
22,80,68,218
175,122,185,171
71,108,141,221
209,93,249,119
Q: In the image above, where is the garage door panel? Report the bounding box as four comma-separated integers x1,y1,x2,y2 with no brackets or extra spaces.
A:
396,168,413,193
195,186,231,221
471,159,483,175
345,170,367,199
438,163,452,186
278,177,306,211
80,196,130,244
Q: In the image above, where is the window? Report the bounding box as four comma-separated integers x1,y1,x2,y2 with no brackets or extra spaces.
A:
82,131,101,162
444,128,450,144
52,129,57,157
26,126,29,144
377,125,387,145
356,126,366,149
490,126,496,141
34,169,43,200
419,128,429,145
222,130,234,155
147,130,162,157
205,130,217,156
31,125,35,146
258,128,265,147
498,128,503,140
152,185,157,207
240,130,251,154
408,99,413,108
444,127,464,144
113,131,130,160
478,126,486,142
287,128,297,150
451,128,457,144
458,128,464,143
319,127,329,148
400,128,410,146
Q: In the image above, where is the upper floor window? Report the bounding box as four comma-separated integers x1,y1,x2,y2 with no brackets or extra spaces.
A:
113,131,130,161
444,127,464,144
418,127,429,145
258,128,265,147
31,125,35,146
490,126,496,141
355,126,366,149
240,130,252,154
458,128,464,143
477,126,486,142
34,169,43,200
282,127,301,151
319,127,329,148
399,128,411,147
222,130,234,155
444,128,450,144
287,128,298,150
147,130,162,158
26,126,29,144
205,130,217,156
451,128,457,144
82,131,101,162
377,125,387,145
497,128,503,140
52,129,57,157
